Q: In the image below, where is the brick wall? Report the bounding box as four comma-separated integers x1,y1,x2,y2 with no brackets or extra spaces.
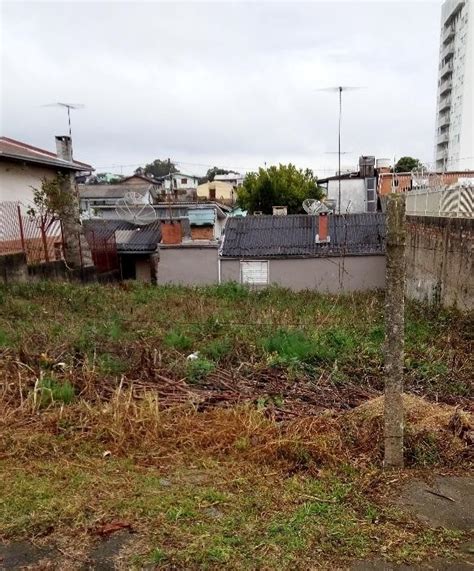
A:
406,216,473,310
191,226,213,240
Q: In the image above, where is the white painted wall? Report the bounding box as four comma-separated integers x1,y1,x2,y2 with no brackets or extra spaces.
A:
162,173,199,190
0,161,59,208
326,179,367,213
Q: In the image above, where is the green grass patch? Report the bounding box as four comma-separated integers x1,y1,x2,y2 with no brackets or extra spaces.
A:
186,357,215,382
164,329,193,351
35,377,75,407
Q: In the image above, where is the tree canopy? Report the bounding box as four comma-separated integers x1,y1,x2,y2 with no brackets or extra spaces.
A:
206,166,237,182
28,174,74,225
236,164,323,215
394,156,422,173
137,159,178,179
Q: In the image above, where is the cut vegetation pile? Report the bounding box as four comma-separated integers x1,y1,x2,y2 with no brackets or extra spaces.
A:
1,390,472,470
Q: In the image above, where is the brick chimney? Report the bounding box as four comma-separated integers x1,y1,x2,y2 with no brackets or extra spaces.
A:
316,212,330,243
55,135,73,162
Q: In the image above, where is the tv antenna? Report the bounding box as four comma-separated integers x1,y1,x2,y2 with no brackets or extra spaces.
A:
115,192,157,226
316,86,364,214
42,102,85,139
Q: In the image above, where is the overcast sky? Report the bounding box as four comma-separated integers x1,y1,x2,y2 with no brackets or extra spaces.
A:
1,0,441,177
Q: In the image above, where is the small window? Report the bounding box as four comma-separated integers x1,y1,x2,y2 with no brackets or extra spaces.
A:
181,178,187,184
240,261,268,285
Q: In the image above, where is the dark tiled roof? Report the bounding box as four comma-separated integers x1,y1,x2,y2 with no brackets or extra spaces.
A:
83,219,161,253
78,184,151,199
221,213,386,258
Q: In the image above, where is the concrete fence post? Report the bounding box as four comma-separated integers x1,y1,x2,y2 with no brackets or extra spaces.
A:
384,193,406,469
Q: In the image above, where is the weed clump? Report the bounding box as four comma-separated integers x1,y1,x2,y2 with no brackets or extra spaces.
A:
34,377,75,408
164,330,193,351
187,357,215,382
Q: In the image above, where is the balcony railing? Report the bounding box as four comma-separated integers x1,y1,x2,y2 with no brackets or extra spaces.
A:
437,131,449,145
441,41,455,60
438,114,451,128
440,60,454,79
442,24,455,44
439,95,452,111
439,76,452,96
436,148,448,161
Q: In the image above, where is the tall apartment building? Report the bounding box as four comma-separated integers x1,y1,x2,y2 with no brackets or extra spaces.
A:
434,0,473,171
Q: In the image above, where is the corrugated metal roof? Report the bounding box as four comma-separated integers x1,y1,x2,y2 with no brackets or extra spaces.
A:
83,219,161,253
221,213,386,258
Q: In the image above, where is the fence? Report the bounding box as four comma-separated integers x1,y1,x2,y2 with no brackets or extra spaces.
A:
83,229,119,273
0,201,63,264
405,186,474,218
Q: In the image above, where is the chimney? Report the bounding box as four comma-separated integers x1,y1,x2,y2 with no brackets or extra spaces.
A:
376,158,391,175
272,205,287,216
55,135,73,162
316,212,330,243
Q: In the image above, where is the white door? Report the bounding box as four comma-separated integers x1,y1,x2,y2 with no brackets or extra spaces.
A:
240,261,269,285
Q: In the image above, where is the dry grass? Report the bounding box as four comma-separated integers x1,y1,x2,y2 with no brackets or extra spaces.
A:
1,387,471,471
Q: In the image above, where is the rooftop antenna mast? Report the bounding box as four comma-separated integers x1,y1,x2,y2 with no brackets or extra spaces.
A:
316,86,363,214
42,102,85,157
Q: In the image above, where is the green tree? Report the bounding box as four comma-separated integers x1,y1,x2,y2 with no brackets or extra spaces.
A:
206,166,237,182
139,159,178,179
394,156,422,173
27,174,76,263
236,164,323,214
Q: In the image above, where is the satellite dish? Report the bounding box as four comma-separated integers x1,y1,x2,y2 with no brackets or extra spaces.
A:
115,192,157,225
303,199,332,215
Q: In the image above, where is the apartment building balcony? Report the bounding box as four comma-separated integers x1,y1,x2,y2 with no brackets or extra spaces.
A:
439,76,452,97
437,131,449,145
436,147,449,162
438,114,451,128
441,41,455,61
442,24,455,44
439,95,452,112
440,60,454,79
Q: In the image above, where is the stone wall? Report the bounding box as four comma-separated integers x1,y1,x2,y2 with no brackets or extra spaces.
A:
406,216,473,310
0,253,118,284
0,252,28,283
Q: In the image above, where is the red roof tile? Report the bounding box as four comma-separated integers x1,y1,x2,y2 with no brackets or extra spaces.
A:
0,137,92,171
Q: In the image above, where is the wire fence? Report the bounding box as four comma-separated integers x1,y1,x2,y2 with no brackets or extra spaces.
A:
0,201,63,264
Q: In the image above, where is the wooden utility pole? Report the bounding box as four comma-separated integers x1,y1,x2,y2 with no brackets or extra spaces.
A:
384,193,406,469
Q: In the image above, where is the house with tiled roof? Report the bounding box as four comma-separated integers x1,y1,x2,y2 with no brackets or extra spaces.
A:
0,135,93,206
218,212,386,292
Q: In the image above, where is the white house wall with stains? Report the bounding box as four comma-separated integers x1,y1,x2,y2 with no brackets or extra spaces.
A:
325,178,368,213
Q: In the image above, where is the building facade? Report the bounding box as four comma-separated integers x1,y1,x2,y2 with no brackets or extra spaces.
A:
0,136,92,206
435,0,474,171
219,213,386,292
